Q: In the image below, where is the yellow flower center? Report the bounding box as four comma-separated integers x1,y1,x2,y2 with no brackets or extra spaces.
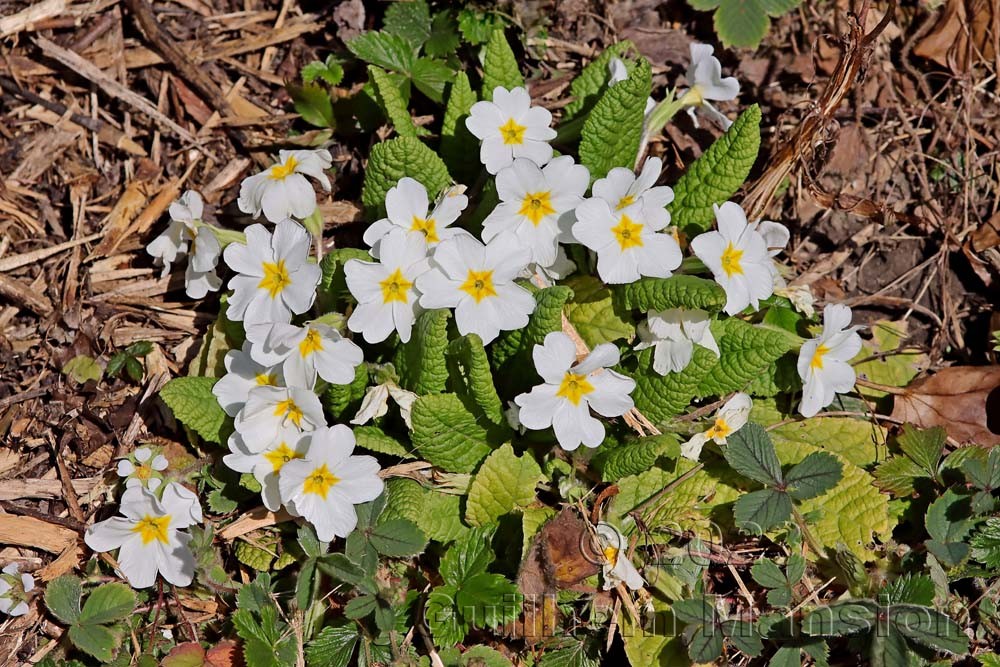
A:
269,155,298,180
720,242,744,278
610,214,644,251
264,442,303,473
498,117,526,145
134,464,152,481
459,269,497,304
517,191,557,226
298,328,324,358
380,268,413,304
410,216,439,243
273,398,304,428
258,260,291,299
255,373,278,386
704,417,732,441
302,464,339,499
133,514,171,545
556,372,595,405
603,545,620,566
810,343,830,371
616,194,636,211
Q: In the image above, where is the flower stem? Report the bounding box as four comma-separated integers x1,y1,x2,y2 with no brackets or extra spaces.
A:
198,222,246,247
634,89,684,169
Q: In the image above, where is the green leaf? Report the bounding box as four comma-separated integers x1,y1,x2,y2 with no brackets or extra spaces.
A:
869,626,909,667
287,82,334,128
306,623,359,667
317,554,373,593
563,275,635,347
318,247,371,312
615,275,727,314
481,28,523,98
354,425,412,457
873,455,927,496
925,489,975,544
347,31,415,72
897,425,945,477
64,355,102,383
322,360,369,420
367,65,416,137
159,376,229,445
79,583,135,625
395,308,450,394
455,573,523,628
970,517,1000,568
411,57,454,103
963,447,1000,490
44,575,82,625
802,602,876,637
712,0,770,48
381,479,468,543
69,623,120,662
724,423,783,486
784,452,842,500
722,620,763,657
466,443,542,527
302,56,344,86
344,594,377,620
426,584,467,647
631,344,718,424
425,10,461,57
685,625,724,663
889,604,969,654
579,57,651,181
733,489,792,534
383,0,431,48
441,71,479,176
669,104,762,234
672,597,715,624
369,519,427,557
593,433,679,481
440,525,496,585
768,646,803,667
448,334,506,426
491,286,574,372
697,318,792,397
361,137,452,217
439,645,513,667
457,8,503,45
880,575,934,606
563,40,635,119
411,393,497,473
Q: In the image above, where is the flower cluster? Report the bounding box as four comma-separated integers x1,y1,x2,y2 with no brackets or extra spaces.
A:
0,563,34,617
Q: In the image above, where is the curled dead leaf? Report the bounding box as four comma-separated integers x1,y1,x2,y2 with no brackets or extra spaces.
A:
891,366,1000,445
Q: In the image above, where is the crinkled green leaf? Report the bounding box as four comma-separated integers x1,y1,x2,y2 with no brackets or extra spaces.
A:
802,602,876,637
395,308,450,394
563,40,635,119
579,56,651,180
491,286,573,371
441,70,479,176
383,0,431,48
466,444,542,527
593,433,680,481
45,575,82,625
368,65,416,137
354,425,412,457
361,137,452,217
697,318,791,397
305,622,359,667
784,452,842,501
481,28,523,98
411,393,497,473
322,361,369,419
564,275,635,347
347,31,415,72
970,518,1000,568
448,334,506,426
369,518,427,557
79,583,135,626
631,345,718,424
318,247,371,312
426,584,467,647
770,416,883,468
380,479,468,543
669,104,761,233
159,376,229,445
616,275,727,314
725,422,783,486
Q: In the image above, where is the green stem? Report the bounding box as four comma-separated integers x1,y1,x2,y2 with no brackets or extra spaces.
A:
634,89,684,169
791,505,826,559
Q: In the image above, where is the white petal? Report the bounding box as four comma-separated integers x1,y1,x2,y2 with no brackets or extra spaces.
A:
533,332,577,384
84,517,135,553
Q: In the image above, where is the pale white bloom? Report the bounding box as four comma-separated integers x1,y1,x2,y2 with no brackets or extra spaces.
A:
775,284,815,318
362,179,470,258
278,425,384,542
514,332,635,451
246,321,363,389
591,157,673,229
223,220,321,326
84,485,198,588
234,385,325,453
681,392,752,461
527,245,577,286
116,446,168,490
596,523,644,591
608,58,655,117
161,481,204,526
351,381,418,429
0,563,34,617
416,233,536,344
573,197,682,284
680,43,740,130
146,190,222,299
797,304,862,418
224,431,309,511
483,157,589,268
465,86,556,173
238,149,332,223
635,308,720,375
346,229,432,344
691,202,775,315
212,342,285,417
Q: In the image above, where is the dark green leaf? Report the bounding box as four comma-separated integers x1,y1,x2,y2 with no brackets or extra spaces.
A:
768,646,802,667
724,423,783,486
287,82,335,128
317,554,375,593
295,559,316,611
425,10,461,56
868,626,910,667
925,489,975,544
440,525,496,586
426,584,467,647
889,604,968,655
373,599,396,633
297,524,325,559
305,623,359,667
369,519,427,557
457,8,504,45
455,572,522,628
897,425,945,477
802,602,876,637
126,340,153,357
733,489,792,534
383,0,431,48
671,597,715,625
344,594,377,620
784,452,842,500
411,57,454,103
685,624,724,663
79,583,135,625
105,352,127,378
880,575,934,606
750,558,786,589
68,623,120,662
347,31,415,72
44,574,82,625
963,448,1000,490
722,620,763,657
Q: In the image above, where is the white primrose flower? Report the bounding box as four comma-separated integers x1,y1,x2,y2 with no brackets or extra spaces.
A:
84,485,199,588
146,190,223,299
591,157,673,228
634,308,720,375
238,149,332,223
573,198,682,285
680,43,740,130
362,179,470,258
466,86,557,174
246,321,364,389
797,304,862,418
0,563,34,617
416,233,536,344
117,446,168,490
514,332,636,451
527,245,577,286
212,342,285,417
234,385,325,453
350,381,418,429
223,219,321,326
681,392,752,461
346,229,432,344
690,202,776,315
483,157,590,268
596,523,644,591
161,481,204,526
608,58,656,117
278,425,384,542
775,284,815,318
224,431,309,511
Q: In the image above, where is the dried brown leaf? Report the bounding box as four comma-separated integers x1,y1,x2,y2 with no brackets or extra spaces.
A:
891,366,1000,445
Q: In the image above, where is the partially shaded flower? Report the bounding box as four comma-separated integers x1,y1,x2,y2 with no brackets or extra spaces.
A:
679,43,739,129
238,149,332,222
466,87,556,173
797,304,862,417
146,190,222,299
681,392,752,461
590,157,673,229
362,179,470,258
234,385,325,453
0,563,34,617
224,430,309,511
212,342,285,417
634,308,720,375
116,446,168,490
246,321,364,389
596,523,644,591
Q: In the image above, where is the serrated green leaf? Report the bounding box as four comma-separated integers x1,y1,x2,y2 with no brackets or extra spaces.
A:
287,82,334,128
354,425,412,457
563,275,635,347
631,345,718,424
395,308,450,394
347,31,415,72
369,518,427,557
448,334,506,426
344,594,377,620
368,65,416,137
306,623,359,667
669,104,761,233
615,275,727,314
889,605,968,654
897,425,945,477
750,558,787,589
725,423,783,485
457,8,503,45
713,0,770,48
874,456,926,496
466,443,542,527
426,10,461,57
769,416,883,468
970,518,1000,568
44,574,82,625
963,447,1000,490
685,624,724,663
64,355,102,383
594,433,679,481
455,573,523,628
441,70,479,176
235,539,276,572
79,583,135,626
322,360,369,419
69,623,120,662
159,376,229,445
802,602,876,637
301,56,344,86
411,393,497,473
925,489,974,544
426,584,467,647
383,0,431,48
579,57,651,180
440,525,496,585
880,574,934,606
722,619,763,657
697,318,791,397
411,57,454,103
439,645,513,667
481,28,523,98
784,452,842,500
361,137,452,217
733,489,792,534
563,41,636,119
